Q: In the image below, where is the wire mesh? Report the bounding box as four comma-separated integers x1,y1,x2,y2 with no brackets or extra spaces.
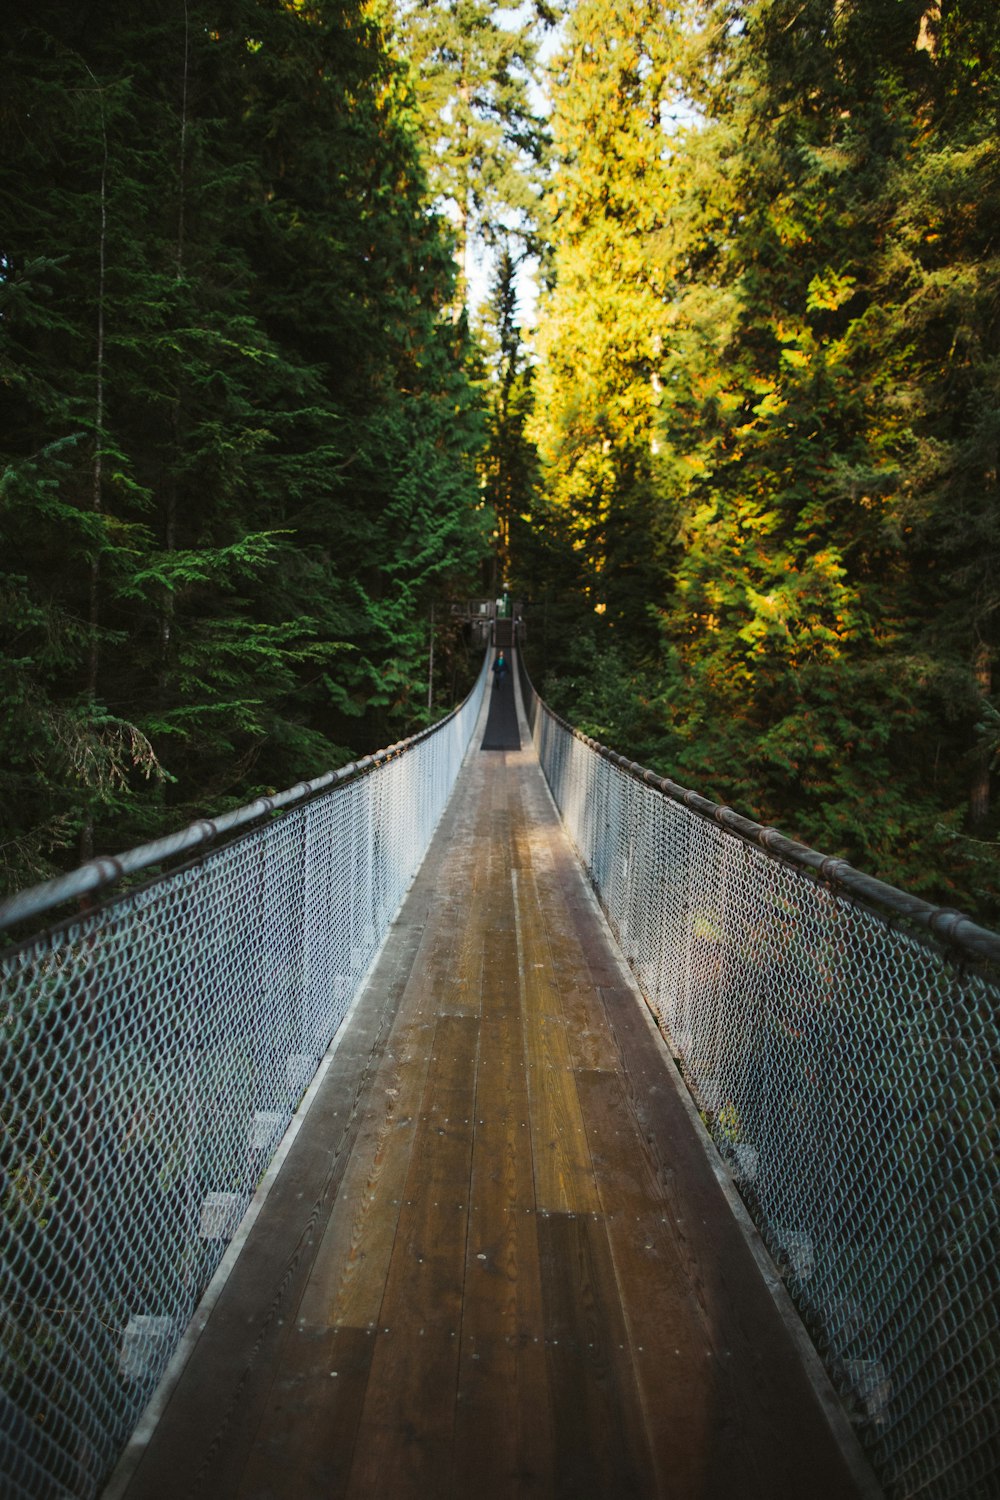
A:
522,665,999,1500
0,656,487,1500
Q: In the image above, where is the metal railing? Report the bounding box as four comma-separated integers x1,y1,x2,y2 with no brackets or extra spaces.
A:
0,654,488,1500
520,658,999,1500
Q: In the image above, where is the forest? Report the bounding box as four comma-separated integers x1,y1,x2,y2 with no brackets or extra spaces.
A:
1,0,998,927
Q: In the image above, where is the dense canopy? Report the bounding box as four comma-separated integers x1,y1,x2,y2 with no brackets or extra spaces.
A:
1,0,488,885
524,0,1000,925
1,0,997,924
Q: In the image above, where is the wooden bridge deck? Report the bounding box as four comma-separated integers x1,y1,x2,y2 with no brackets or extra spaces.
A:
113,671,876,1500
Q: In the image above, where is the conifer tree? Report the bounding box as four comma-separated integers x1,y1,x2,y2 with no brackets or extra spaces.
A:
1,18,168,878
529,0,680,647
391,0,551,291
479,247,538,595
522,0,998,917
0,0,487,891
649,0,1000,909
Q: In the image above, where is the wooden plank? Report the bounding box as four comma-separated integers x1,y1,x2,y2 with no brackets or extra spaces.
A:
421,850,485,1020
521,1017,599,1214
601,1210,719,1500
537,1213,656,1500
480,828,519,1018
234,1325,375,1500
373,1015,479,1333
474,1012,529,1124
529,855,622,1073
595,981,873,1500
465,1007,543,1345
273,780,489,1333
505,793,621,1060
470,1102,532,1218
296,843,482,1330
575,1066,669,1221
514,859,601,1216
296,1008,438,1332
480,935,521,1020
573,1061,727,1493
463,1201,544,1346
344,1328,460,1500
452,1332,554,1499
344,871,513,1495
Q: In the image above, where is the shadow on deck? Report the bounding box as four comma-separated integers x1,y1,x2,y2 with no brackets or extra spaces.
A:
108,669,878,1500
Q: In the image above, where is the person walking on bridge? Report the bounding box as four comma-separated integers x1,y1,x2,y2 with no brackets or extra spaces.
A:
492,651,509,690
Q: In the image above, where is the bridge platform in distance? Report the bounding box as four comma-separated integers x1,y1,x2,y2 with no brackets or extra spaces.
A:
112,666,877,1500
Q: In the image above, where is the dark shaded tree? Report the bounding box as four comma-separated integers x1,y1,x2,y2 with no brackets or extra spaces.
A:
0,0,488,891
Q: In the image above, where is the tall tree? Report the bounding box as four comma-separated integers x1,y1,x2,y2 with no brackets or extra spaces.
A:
521,0,999,919
391,0,552,293
0,0,487,892
479,245,539,596
648,0,1000,910
528,0,681,646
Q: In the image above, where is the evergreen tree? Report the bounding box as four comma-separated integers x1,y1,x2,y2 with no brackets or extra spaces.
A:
391,0,552,292
522,0,999,919
528,0,681,649
1,14,170,878
0,0,487,892
479,246,539,597
650,0,1000,911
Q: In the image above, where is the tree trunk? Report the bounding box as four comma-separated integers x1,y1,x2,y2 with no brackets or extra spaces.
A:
87,91,108,706
81,71,109,866
176,0,190,276
917,5,940,56
969,643,992,828
160,5,189,697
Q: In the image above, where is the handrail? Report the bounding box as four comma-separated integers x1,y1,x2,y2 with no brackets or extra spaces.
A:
0,649,490,1500
519,647,999,1500
0,671,482,935
518,658,1000,967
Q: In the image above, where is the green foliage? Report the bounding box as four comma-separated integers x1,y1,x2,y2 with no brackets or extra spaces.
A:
528,0,681,649
478,247,540,596
4,0,996,926
0,0,488,891
391,0,552,284
522,0,1000,925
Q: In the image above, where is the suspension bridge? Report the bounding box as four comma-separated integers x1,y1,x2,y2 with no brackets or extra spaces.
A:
1,643,997,1500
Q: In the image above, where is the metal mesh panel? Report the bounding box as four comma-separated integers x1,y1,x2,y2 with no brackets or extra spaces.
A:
524,670,999,1500
0,658,487,1500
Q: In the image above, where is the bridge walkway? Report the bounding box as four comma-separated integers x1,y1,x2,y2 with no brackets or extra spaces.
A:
112,667,874,1500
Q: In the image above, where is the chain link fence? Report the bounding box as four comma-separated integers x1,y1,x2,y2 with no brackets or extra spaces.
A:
521,660,999,1500
0,655,487,1500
